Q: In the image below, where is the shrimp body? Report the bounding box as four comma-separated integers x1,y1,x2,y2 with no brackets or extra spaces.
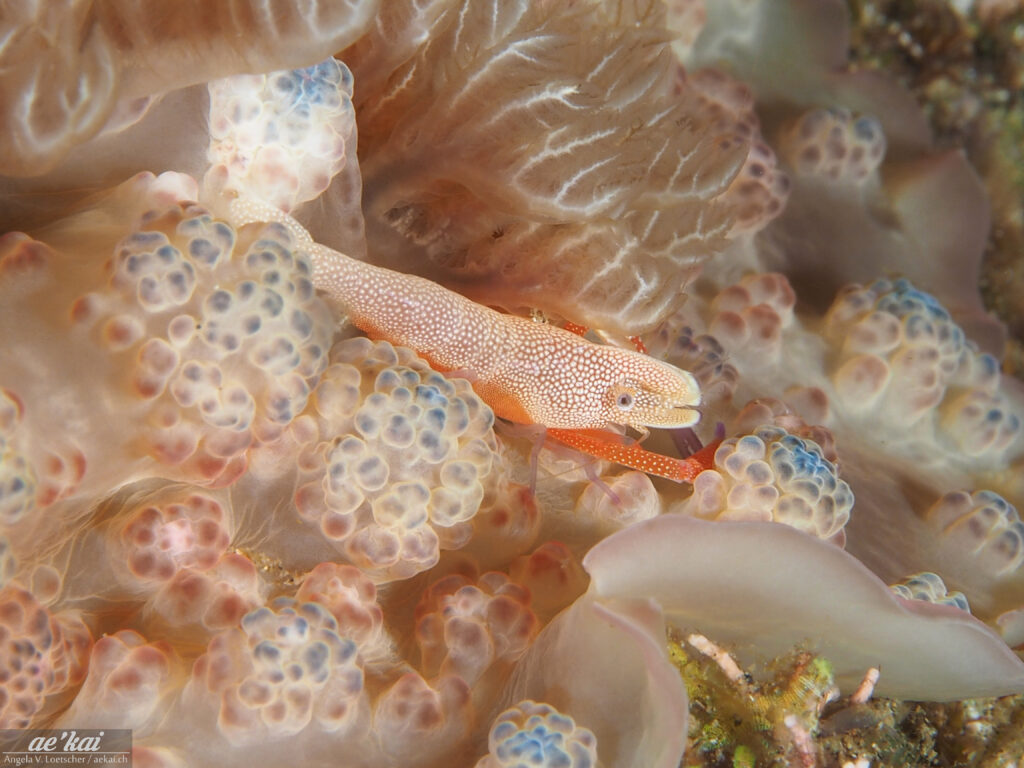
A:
229,197,702,432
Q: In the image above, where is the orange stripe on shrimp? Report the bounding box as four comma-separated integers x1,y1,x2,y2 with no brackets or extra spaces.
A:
229,197,704,479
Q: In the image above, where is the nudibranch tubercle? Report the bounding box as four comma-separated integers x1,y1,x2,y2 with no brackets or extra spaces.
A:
228,197,701,432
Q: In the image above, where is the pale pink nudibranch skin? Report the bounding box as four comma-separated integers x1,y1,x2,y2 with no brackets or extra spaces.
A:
228,197,701,431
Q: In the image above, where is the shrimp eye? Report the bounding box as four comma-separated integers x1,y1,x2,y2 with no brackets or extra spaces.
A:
616,392,634,410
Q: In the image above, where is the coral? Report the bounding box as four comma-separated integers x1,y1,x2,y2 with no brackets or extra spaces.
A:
0,0,378,177
43,481,265,641
816,689,1024,768
914,489,1024,620
293,337,498,580
687,69,791,234
708,273,796,366
1,1,1024,765
0,173,336,520
680,425,853,544
187,598,366,745
206,59,356,214
0,356,85,516
116,489,232,584
938,387,1022,458
731,397,836,461
0,585,91,727
294,563,388,661
342,0,754,334
415,570,537,685
644,321,739,408
0,537,15,587
504,589,687,768
372,671,472,765
778,108,887,183
669,636,841,768
574,470,663,538
474,700,598,768
684,1,1003,348
890,572,971,613
507,542,589,625
845,0,1024,371
824,277,969,420
147,552,264,635
0,389,35,525
204,57,368,259
59,630,178,730
926,490,1024,579
585,514,1024,700
823,277,1020,463
462,475,540,568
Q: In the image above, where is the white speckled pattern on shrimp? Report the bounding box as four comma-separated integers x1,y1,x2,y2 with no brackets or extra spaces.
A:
229,196,702,431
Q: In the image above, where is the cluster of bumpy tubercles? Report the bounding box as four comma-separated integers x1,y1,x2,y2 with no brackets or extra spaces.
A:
294,338,497,581
683,425,853,543
60,629,177,730
0,537,15,587
824,278,1021,458
462,474,540,569
295,563,390,664
824,277,969,414
372,671,473,764
118,490,231,583
0,585,91,727
474,700,598,768
733,396,836,460
508,542,589,624
925,490,1024,578
687,69,790,234
69,204,335,487
890,572,971,613
938,387,1022,459
779,107,886,183
644,321,738,408
190,598,365,744
415,571,537,685
102,485,262,636
148,552,264,636
0,389,33,525
709,272,796,366
575,470,663,538
207,59,356,213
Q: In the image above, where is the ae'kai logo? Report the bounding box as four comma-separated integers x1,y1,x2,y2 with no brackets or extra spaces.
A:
28,731,104,753
0,728,132,766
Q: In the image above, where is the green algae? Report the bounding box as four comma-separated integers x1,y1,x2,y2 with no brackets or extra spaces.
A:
670,630,1024,767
